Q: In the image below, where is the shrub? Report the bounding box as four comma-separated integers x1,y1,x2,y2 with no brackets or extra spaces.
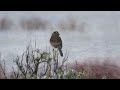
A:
71,59,120,79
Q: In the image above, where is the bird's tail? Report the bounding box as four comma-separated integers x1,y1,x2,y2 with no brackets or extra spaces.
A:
58,49,63,57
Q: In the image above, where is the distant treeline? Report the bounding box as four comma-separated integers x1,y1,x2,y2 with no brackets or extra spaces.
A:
0,17,87,32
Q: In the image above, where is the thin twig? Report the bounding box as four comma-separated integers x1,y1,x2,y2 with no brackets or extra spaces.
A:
0,60,7,79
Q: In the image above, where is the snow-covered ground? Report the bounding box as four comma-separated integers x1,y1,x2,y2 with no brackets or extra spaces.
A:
0,11,120,69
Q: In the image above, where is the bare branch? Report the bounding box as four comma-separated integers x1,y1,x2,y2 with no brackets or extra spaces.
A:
0,60,7,79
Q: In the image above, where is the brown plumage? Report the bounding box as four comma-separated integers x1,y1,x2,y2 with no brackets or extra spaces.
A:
50,31,63,57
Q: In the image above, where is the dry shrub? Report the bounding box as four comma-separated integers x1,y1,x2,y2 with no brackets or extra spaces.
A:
0,60,7,79
10,44,68,79
71,58,120,79
0,43,69,79
1,55,120,79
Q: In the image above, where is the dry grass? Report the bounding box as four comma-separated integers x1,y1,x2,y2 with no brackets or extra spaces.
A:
70,58,120,79
1,55,120,79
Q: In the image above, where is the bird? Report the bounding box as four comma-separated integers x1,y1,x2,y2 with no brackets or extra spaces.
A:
50,31,63,57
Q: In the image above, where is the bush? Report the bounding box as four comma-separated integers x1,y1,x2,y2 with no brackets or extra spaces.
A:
71,59,120,79
0,44,120,79
8,44,69,79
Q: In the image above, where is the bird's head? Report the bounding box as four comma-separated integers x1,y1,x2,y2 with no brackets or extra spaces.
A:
52,31,60,36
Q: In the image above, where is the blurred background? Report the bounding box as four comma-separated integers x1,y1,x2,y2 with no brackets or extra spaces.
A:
0,11,120,68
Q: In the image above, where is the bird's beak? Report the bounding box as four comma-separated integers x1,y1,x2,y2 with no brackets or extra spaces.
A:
58,32,60,35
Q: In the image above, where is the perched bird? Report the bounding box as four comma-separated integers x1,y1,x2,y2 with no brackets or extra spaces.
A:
50,31,63,57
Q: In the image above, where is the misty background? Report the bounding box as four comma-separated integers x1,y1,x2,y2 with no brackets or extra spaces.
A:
0,11,120,69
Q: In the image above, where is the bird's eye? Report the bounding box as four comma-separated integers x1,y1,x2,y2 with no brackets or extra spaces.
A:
53,31,59,34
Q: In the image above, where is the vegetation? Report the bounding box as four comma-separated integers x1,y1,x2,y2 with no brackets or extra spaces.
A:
0,44,120,79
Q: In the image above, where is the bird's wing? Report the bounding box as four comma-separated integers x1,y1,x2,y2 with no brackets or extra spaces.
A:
50,35,62,49
50,36,62,43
